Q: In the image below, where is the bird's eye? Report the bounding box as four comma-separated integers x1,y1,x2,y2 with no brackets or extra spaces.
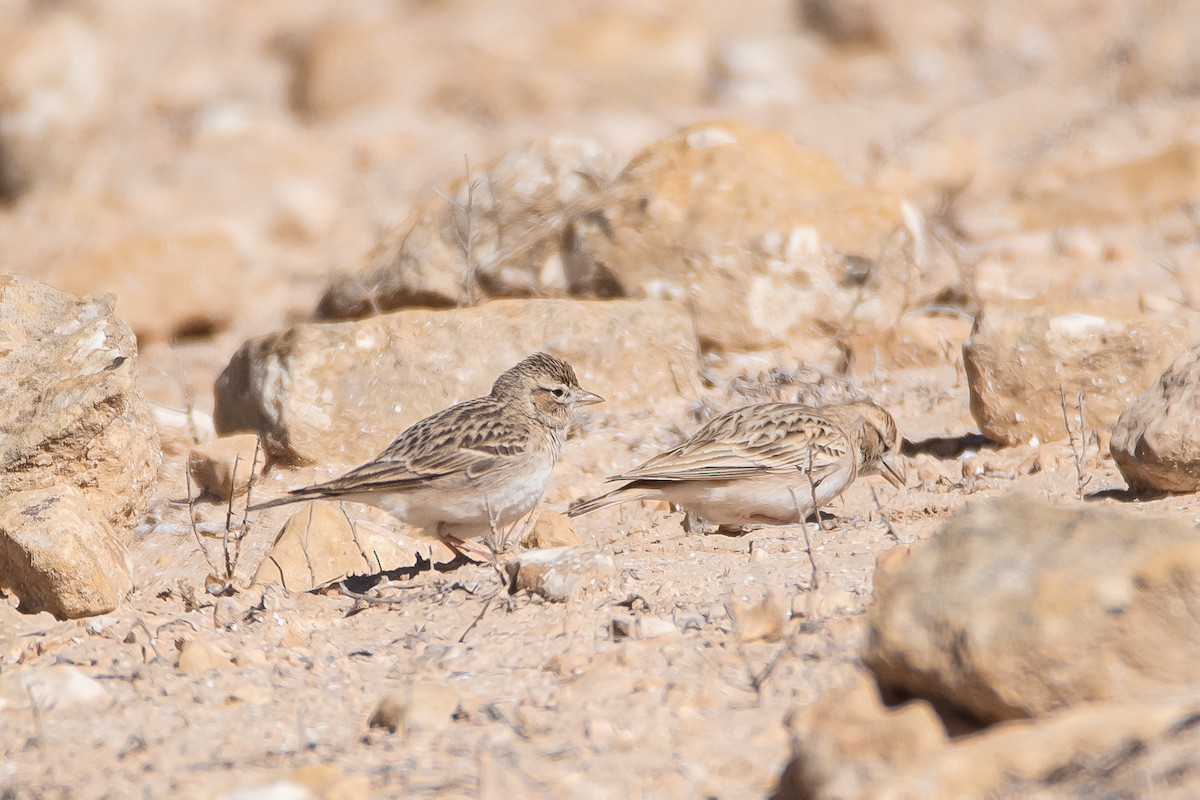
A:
551,387,566,398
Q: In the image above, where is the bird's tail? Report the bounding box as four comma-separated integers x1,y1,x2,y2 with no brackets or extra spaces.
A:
247,488,330,512
568,485,658,517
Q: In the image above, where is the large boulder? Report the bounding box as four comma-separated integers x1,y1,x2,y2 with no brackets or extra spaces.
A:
316,137,618,320
55,230,245,342
865,493,1200,723
778,675,1200,800
563,119,950,358
0,274,160,526
963,299,1188,446
215,298,699,464
0,486,133,619
0,11,110,199
1111,347,1200,492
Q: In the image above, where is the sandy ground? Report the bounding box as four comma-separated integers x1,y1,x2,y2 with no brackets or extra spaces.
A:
3,0,1200,797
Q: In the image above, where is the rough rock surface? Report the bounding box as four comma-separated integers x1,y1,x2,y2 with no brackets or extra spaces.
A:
520,509,582,549
252,504,454,592
214,298,699,464
56,230,245,342
963,299,1188,446
0,12,109,199
865,493,1200,723
188,434,263,502
317,137,618,320
506,546,619,602
779,676,1200,800
563,119,951,358
0,486,133,619
0,274,161,526
1111,347,1200,492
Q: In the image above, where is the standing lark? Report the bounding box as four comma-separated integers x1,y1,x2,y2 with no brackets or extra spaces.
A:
251,352,603,560
569,400,903,529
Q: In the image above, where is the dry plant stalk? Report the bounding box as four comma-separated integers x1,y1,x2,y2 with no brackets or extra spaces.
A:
1059,383,1092,498
186,438,262,592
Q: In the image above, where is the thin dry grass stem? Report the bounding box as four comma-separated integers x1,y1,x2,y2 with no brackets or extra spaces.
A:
133,618,172,663
723,600,803,700
222,454,240,581
185,469,222,578
870,485,900,543
169,349,201,446
1059,383,1093,499
25,682,44,750
436,155,482,306
480,497,511,587
458,593,502,644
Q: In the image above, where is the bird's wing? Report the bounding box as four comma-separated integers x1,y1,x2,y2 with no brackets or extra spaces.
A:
611,404,852,482
300,398,531,494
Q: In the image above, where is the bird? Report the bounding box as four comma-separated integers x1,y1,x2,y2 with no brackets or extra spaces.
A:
250,352,603,560
569,400,903,530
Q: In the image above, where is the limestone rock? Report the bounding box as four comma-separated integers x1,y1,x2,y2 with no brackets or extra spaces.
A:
1111,347,1200,492
729,592,787,643
215,298,698,464
56,230,245,342
1018,142,1200,229
188,434,263,502
0,665,112,712
521,509,582,549
0,12,110,199
865,493,1200,723
368,681,465,734
177,639,235,672
251,504,453,592
563,120,950,359
507,546,618,602
962,299,1187,446
0,274,161,526
0,486,132,619
317,137,617,320
778,677,945,800
778,675,1200,800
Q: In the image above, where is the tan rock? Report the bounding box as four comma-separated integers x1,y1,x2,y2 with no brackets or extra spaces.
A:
729,592,787,643
188,434,263,502
865,493,1200,723
251,504,450,592
1111,347,1200,492
777,675,1200,800
0,274,161,526
963,299,1188,446
507,547,618,602
521,510,582,549
317,137,617,320
177,639,235,672
56,230,244,342
215,298,698,464
368,681,464,734
777,677,945,800
564,120,951,359
0,665,112,712
1018,142,1200,228
0,486,132,620
0,11,110,198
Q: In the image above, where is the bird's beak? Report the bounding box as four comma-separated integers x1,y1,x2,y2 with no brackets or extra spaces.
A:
574,388,605,406
880,454,906,489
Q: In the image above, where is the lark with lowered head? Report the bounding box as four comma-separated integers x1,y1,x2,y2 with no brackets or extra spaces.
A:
569,400,903,529
251,352,603,560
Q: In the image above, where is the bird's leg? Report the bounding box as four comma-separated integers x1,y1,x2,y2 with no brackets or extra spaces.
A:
442,535,491,564
509,507,539,550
